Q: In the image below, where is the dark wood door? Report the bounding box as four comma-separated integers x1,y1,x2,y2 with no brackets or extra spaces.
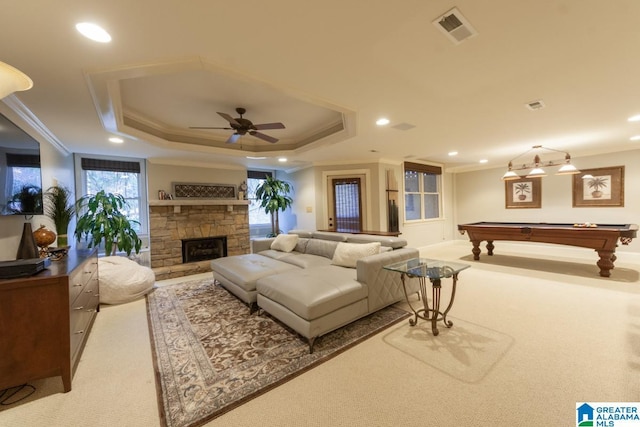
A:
331,177,362,232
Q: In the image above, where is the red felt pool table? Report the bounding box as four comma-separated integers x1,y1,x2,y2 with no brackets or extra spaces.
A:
457,222,638,277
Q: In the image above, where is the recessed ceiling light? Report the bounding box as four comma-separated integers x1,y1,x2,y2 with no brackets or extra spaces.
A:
76,22,112,43
479,159,488,163
108,137,124,143
376,118,390,126
628,115,640,122
246,156,267,160
630,135,640,141
278,157,287,162
448,151,458,156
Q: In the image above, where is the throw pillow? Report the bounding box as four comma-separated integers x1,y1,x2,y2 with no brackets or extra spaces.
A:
270,233,299,253
331,242,381,268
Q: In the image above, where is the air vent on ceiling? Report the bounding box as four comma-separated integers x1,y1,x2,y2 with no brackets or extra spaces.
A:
392,122,416,131
525,100,546,111
432,7,478,45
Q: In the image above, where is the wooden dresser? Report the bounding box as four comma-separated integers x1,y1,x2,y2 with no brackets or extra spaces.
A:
0,249,99,392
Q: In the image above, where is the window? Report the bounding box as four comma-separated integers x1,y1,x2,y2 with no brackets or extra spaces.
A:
74,154,148,237
404,162,442,221
247,170,272,237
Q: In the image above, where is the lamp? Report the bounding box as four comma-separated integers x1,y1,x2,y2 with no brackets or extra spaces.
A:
0,61,33,99
501,145,580,180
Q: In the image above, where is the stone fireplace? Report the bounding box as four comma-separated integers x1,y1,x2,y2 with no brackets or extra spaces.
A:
149,203,249,281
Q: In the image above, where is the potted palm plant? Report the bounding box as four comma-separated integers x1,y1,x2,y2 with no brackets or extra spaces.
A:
44,185,75,246
74,190,142,256
515,182,531,201
8,184,43,214
587,177,608,198
255,175,293,237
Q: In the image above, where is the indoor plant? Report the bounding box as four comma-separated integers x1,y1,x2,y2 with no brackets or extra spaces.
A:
44,185,75,246
514,182,531,201
74,190,142,256
255,175,293,237
8,184,43,214
587,176,608,198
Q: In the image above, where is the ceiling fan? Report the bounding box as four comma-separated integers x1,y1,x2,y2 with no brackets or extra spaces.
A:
190,107,285,144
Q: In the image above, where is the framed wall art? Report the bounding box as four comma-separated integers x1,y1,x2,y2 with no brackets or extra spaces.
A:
505,177,541,209
572,166,624,207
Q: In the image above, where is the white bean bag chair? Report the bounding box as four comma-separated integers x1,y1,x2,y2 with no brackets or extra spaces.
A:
98,256,155,304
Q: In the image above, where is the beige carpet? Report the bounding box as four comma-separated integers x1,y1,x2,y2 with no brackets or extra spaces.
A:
0,242,638,427
383,315,515,383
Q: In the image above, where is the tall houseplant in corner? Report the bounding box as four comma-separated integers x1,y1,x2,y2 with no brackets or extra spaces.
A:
74,190,142,256
44,185,75,246
255,175,293,237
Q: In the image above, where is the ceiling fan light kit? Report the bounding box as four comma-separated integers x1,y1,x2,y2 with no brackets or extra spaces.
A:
190,107,285,144
501,145,581,180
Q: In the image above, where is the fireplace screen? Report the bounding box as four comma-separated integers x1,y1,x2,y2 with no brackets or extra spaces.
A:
182,236,228,263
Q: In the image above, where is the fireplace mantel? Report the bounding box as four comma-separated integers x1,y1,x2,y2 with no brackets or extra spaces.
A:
149,199,249,213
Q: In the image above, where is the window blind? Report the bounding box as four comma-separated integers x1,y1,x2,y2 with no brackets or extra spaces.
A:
81,158,141,173
404,161,442,175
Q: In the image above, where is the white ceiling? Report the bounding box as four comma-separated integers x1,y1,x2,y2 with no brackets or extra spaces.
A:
2,0,640,173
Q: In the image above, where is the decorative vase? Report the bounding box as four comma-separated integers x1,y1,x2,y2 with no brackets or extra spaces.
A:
16,222,40,259
33,225,56,257
57,234,68,247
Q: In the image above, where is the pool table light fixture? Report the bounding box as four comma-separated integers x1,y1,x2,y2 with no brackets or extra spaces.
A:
502,145,580,180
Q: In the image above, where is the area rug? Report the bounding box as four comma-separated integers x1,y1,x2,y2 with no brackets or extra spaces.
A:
146,278,409,427
383,316,515,383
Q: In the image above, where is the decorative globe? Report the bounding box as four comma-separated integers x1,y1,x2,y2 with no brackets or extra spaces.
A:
33,224,56,248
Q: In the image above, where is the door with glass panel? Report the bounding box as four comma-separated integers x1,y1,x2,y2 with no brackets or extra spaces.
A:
329,177,362,232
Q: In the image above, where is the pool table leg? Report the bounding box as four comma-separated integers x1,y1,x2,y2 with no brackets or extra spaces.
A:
486,240,494,256
471,241,481,260
596,250,615,277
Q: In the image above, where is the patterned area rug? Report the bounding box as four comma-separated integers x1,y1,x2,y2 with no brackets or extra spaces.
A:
146,278,409,427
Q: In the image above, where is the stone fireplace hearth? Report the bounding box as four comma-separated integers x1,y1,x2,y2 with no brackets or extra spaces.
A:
149,203,249,281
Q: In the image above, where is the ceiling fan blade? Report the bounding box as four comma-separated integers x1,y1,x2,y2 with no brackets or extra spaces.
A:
250,131,278,143
252,122,285,130
226,133,241,144
217,112,240,126
189,126,233,130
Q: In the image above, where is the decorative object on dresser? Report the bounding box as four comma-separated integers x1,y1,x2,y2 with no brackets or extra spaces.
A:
16,222,40,260
43,185,76,247
0,249,99,393
32,225,56,257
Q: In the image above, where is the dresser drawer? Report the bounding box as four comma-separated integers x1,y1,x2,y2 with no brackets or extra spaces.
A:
68,259,97,303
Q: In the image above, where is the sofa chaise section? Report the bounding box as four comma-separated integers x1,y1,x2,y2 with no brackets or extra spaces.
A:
256,247,418,352
211,253,298,311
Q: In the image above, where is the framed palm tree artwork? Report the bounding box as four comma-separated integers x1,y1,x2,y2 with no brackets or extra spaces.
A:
572,166,625,207
505,177,541,209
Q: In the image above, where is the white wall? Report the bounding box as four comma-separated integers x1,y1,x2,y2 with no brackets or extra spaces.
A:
277,167,315,232
454,149,640,253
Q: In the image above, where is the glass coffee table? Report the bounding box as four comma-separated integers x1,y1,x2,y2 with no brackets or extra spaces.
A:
384,258,470,336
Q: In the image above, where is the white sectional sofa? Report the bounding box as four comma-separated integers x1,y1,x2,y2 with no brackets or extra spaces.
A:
211,230,418,352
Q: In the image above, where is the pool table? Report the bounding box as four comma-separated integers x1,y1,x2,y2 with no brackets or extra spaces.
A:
457,222,638,277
